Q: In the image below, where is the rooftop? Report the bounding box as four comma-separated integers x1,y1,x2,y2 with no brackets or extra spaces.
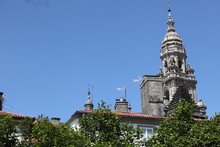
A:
0,111,33,119
73,110,164,120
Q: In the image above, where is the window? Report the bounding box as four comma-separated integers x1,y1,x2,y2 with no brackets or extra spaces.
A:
178,60,182,69
163,90,170,106
140,127,154,139
164,61,167,68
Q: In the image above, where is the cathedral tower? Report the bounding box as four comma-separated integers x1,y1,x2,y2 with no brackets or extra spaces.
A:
160,9,197,103
141,9,197,117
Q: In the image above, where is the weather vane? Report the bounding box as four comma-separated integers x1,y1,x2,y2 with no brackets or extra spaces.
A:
117,87,126,99
133,76,144,84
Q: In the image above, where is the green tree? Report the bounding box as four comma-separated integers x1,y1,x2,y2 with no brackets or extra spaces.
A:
189,113,220,147
146,98,196,147
0,115,18,147
146,99,220,147
30,115,87,147
0,114,88,147
18,117,35,146
79,101,143,147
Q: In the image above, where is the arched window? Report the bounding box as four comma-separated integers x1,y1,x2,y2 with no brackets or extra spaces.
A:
178,60,182,69
164,61,168,68
163,90,170,106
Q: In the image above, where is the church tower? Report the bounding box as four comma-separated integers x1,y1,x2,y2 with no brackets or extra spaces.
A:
141,9,197,117
160,9,197,102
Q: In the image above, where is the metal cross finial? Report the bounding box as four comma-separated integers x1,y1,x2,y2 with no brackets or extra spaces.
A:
167,7,175,32
168,8,172,18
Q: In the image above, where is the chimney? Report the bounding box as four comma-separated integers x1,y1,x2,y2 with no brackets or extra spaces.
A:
114,98,129,113
51,117,60,125
0,92,4,111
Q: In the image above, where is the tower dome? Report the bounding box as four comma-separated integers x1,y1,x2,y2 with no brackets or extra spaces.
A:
85,98,93,105
195,98,207,119
197,99,207,109
162,31,183,45
162,9,184,47
84,89,94,110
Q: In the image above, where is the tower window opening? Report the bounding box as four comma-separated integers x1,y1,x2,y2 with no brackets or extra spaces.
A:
163,90,170,106
164,61,167,68
178,60,182,69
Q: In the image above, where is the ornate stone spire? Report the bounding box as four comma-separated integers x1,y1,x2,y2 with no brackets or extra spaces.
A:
84,89,94,110
161,8,187,76
186,63,195,74
167,8,175,32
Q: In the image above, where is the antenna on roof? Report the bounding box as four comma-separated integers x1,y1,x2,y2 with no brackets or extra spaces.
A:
91,84,94,102
88,84,95,102
0,93,15,111
117,86,126,99
133,76,143,84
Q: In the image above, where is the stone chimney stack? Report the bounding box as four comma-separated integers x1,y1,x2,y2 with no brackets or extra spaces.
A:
0,92,4,111
114,98,129,113
51,117,61,125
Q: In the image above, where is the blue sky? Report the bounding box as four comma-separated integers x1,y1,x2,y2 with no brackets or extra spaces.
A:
0,0,219,122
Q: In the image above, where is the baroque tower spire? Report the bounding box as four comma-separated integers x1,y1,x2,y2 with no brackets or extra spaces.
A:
160,9,197,102
141,9,198,117
167,8,175,32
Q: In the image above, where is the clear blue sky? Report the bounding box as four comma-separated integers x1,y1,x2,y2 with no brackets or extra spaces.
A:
0,0,219,122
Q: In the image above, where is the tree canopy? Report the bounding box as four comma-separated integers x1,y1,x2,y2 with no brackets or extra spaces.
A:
0,101,143,147
0,100,219,147
79,101,144,147
0,115,18,147
146,98,220,147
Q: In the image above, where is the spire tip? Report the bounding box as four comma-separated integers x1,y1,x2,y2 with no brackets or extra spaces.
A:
168,8,171,12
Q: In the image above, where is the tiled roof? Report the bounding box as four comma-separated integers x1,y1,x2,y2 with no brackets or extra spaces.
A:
68,110,207,123
77,110,164,120
0,111,33,119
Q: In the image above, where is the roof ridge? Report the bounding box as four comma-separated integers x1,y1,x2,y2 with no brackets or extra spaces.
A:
0,111,33,118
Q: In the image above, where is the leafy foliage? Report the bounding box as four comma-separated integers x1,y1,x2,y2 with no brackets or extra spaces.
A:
29,115,87,147
0,114,87,147
1,100,219,147
18,117,35,146
79,101,143,146
0,115,18,147
146,99,220,147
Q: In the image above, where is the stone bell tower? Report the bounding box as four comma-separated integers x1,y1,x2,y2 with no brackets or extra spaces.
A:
141,9,197,117
160,9,197,103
